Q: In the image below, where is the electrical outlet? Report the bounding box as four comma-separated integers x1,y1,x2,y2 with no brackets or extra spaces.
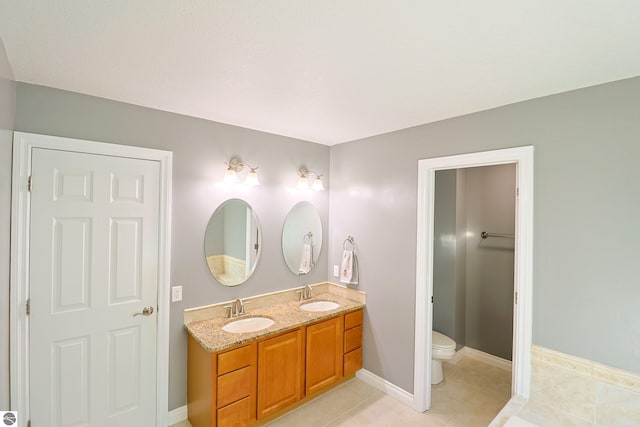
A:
333,265,339,277
171,286,183,302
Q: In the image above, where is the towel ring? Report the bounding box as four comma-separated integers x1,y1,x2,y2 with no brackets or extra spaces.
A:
343,235,356,251
303,232,313,244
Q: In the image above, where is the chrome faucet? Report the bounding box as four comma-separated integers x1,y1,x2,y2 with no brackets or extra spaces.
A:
234,298,245,316
298,284,313,301
225,298,246,317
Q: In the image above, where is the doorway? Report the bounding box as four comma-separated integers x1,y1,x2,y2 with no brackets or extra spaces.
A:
412,146,533,412
433,164,516,363
10,132,173,426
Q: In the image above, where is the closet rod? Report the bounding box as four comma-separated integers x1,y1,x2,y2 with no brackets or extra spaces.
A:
480,231,514,239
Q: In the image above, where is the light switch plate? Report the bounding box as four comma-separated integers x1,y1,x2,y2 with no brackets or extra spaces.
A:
171,286,183,302
333,265,339,277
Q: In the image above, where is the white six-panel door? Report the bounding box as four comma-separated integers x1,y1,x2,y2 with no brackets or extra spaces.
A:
29,148,160,427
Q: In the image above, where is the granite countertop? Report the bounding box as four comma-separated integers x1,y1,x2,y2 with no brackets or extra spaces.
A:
185,292,365,353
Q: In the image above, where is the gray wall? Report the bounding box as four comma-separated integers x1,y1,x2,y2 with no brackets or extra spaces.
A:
13,83,330,410
204,206,225,256
465,164,515,361
454,169,467,350
0,36,15,410
223,202,247,260
329,75,640,393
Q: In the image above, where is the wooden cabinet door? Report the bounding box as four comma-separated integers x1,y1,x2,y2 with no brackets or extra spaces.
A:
305,316,344,396
257,329,304,419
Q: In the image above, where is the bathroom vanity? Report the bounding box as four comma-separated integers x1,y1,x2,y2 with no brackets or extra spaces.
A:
185,284,365,427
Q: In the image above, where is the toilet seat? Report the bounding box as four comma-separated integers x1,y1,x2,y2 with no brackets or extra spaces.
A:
432,331,456,360
432,331,455,350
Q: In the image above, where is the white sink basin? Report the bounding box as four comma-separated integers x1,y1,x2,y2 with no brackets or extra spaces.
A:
222,317,274,333
299,301,340,312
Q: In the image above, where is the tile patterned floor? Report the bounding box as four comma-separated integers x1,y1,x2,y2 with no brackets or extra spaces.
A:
171,357,512,427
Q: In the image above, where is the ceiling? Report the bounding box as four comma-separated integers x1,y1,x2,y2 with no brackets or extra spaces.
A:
1,1,639,145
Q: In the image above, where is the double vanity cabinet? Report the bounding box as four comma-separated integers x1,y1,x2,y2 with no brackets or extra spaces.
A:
186,290,364,427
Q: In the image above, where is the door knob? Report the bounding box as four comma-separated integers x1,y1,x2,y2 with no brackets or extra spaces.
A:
133,306,154,317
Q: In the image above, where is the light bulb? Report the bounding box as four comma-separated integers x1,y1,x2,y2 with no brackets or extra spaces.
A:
223,168,238,184
311,177,324,191
246,170,260,186
297,176,309,190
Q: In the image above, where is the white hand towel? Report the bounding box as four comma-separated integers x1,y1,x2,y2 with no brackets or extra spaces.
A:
340,250,359,285
298,243,312,274
340,250,352,283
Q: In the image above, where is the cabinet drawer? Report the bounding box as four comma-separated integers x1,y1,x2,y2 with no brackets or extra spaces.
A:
217,396,253,427
218,344,255,376
344,309,363,330
344,325,362,353
217,366,253,408
344,347,362,377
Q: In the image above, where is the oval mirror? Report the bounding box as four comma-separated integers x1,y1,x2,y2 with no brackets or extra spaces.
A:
282,201,322,275
204,199,262,286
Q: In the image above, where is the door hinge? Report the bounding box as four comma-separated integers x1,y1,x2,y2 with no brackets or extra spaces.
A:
27,419,31,427
516,187,519,198
431,296,434,303
27,176,33,192
26,298,30,315
514,292,518,305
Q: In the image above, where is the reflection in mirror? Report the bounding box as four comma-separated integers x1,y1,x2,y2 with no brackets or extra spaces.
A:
282,201,322,275
204,198,262,286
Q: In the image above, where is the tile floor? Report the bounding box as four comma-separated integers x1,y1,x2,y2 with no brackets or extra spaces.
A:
171,357,512,427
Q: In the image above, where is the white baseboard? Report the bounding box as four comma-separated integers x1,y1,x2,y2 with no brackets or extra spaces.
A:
168,405,188,425
356,369,415,408
463,347,512,372
450,347,466,364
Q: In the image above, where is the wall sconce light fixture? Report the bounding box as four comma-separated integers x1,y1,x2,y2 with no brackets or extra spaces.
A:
224,158,260,186
297,167,324,191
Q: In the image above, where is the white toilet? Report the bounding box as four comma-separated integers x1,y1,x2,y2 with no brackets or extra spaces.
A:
431,330,456,384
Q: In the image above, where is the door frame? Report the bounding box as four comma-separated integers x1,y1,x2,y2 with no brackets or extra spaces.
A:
10,132,173,426
413,146,533,411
